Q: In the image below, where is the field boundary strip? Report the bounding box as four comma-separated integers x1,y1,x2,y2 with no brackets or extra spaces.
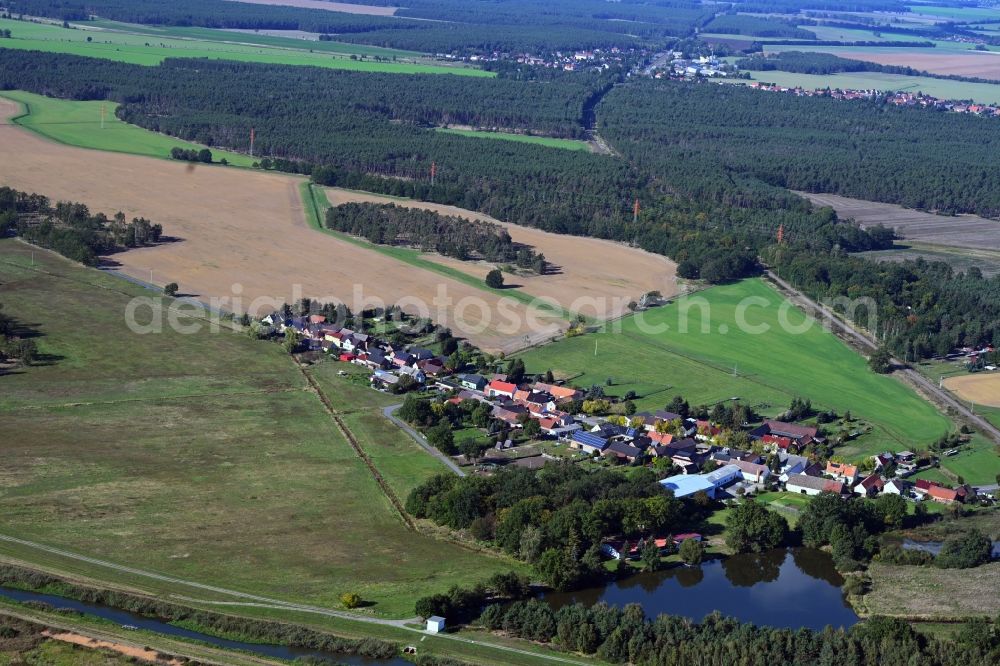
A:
296,363,415,530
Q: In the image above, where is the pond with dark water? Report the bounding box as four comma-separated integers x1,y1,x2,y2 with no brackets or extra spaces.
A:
545,548,858,631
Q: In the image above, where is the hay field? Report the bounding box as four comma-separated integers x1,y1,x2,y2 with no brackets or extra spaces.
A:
797,191,1000,251
944,373,1000,408
734,68,1000,104
0,99,563,352
221,0,397,15
840,49,1000,80
322,188,679,322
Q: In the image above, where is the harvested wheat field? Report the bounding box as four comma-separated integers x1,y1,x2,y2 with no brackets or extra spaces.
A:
840,50,1000,80
0,99,565,352
221,0,397,15
797,191,1000,251
323,187,680,320
944,373,1000,408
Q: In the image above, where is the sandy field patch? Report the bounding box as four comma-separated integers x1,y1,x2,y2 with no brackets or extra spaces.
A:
222,0,397,15
0,99,565,352
797,191,1000,251
840,50,1000,79
43,631,183,664
323,188,680,320
944,373,1000,408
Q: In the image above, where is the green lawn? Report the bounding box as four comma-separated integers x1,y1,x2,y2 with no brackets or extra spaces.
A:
0,90,255,166
755,491,812,526
0,18,492,77
0,239,511,618
87,19,421,59
729,68,1000,104
307,361,455,501
434,127,592,152
910,5,1000,22
517,279,953,456
931,434,1000,486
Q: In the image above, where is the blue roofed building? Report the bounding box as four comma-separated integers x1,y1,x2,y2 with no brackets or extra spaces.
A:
572,430,609,454
659,464,742,499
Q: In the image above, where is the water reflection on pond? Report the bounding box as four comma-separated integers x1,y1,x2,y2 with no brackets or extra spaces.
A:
544,548,858,631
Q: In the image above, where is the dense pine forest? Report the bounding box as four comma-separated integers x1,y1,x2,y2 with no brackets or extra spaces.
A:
599,80,1000,219
0,186,162,265
326,202,545,270
2,0,709,53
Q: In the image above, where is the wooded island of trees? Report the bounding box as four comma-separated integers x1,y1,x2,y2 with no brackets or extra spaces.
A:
0,186,162,265
326,202,545,270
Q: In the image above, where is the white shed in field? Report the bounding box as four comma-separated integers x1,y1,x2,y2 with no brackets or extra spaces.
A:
426,616,445,634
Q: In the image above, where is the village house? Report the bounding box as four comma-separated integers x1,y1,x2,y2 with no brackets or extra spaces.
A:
854,473,885,498
751,420,818,451
486,379,518,399
604,441,643,463
927,484,959,504
571,430,609,455
459,374,488,392
883,478,912,496
825,461,859,485
659,464,742,499
532,382,582,403
776,452,809,482
732,459,771,484
786,474,845,497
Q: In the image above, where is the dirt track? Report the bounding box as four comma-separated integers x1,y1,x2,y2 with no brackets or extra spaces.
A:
324,188,679,320
0,99,569,352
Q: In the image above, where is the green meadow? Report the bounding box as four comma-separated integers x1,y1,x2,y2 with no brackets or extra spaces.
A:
0,18,492,76
434,127,592,151
910,5,1000,22
517,279,953,457
0,90,255,166
86,18,421,59
0,239,513,618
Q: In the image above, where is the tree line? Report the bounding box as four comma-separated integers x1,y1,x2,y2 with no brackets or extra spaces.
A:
477,600,1000,665
704,14,817,39
0,185,162,266
325,202,545,270
764,244,1000,359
